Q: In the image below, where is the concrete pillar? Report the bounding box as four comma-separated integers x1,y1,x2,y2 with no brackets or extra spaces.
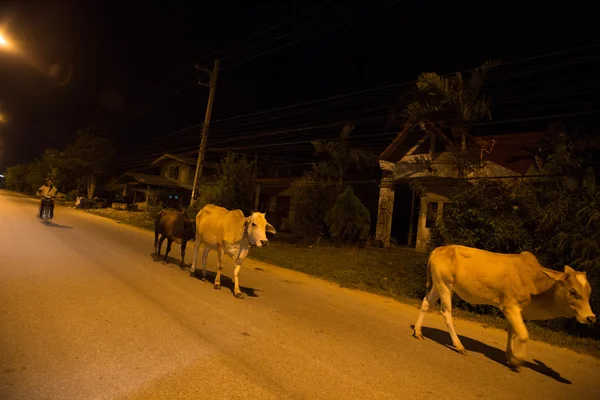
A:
375,179,395,247
415,196,428,253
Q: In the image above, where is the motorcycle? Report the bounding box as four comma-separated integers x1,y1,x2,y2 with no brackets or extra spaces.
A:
40,195,55,224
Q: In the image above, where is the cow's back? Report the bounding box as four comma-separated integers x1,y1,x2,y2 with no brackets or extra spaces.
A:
429,245,544,306
195,204,246,245
155,209,194,243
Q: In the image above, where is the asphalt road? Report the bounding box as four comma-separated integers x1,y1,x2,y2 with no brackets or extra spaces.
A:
1,190,599,400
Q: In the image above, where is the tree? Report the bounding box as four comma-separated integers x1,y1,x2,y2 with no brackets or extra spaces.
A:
401,60,498,177
25,159,53,193
292,176,337,244
195,153,256,213
325,187,371,244
4,164,28,192
62,132,114,199
310,124,376,193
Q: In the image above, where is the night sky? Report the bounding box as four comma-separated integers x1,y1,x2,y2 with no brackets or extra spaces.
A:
1,1,599,173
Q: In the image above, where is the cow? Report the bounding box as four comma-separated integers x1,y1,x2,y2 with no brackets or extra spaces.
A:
189,204,276,299
413,245,596,371
154,208,196,269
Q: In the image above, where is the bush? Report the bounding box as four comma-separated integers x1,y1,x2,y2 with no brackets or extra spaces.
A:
292,177,337,244
428,179,535,254
325,187,371,245
193,153,256,214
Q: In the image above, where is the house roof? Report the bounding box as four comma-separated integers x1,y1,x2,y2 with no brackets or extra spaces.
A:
380,127,545,176
150,153,198,167
114,172,193,191
472,131,544,175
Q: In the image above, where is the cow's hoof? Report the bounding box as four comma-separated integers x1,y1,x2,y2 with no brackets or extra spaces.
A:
214,284,221,290
189,270,196,277
413,332,424,340
234,292,245,299
162,261,168,265
457,348,468,356
509,364,523,373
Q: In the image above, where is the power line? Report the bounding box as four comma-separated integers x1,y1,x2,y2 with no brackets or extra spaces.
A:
220,0,404,72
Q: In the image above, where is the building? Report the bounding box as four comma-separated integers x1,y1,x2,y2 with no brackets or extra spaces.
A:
375,125,544,252
111,153,218,207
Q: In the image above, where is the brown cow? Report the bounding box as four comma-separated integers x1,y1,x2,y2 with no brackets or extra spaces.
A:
413,245,596,370
154,208,195,269
189,204,276,299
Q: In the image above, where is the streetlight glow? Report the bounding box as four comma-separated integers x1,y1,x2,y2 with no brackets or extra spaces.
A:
0,33,8,47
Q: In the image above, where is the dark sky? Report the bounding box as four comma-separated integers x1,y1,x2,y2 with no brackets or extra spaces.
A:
1,1,599,172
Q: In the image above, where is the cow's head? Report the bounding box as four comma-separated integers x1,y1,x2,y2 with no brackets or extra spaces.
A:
244,211,276,247
543,266,596,325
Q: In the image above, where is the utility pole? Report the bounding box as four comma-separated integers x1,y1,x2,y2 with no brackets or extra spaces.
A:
190,58,220,206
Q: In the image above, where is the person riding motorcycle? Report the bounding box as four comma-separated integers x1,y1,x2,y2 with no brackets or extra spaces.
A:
37,178,58,219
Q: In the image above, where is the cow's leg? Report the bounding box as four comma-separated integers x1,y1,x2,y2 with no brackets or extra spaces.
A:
190,237,201,277
503,307,529,371
163,239,173,264
414,286,439,340
506,324,517,368
157,236,166,261
201,247,210,281
179,241,187,269
233,259,244,299
439,285,467,355
213,248,224,290
154,231,159,259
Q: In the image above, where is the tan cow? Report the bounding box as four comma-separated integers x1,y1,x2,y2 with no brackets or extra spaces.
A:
413,245,596,370
189,204,276,299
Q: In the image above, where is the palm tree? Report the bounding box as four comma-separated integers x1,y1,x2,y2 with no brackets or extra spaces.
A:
401,60,499,176
310,124,376,193
404,60,498,142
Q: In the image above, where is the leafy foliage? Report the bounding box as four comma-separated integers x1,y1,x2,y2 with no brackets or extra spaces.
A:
325,187,371,244
62,132,114,198
398,60,498,177
4,132,114,197
195,153,256,214
310,124,376,192
403,60,498,131
4,164,30,192
292,177,337,244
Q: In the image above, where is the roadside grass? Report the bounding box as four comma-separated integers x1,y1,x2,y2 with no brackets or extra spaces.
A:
84,208,156,231
80,207,600,358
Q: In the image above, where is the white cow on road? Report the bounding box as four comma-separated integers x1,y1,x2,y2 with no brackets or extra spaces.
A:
190,204,276,298
413,245,596,370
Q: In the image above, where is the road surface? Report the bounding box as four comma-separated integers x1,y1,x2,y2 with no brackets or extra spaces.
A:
1,190,599,400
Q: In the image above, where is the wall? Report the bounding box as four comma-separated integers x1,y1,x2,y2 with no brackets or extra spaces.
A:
161,161,193,184
415,192,451,253
259,184,298,232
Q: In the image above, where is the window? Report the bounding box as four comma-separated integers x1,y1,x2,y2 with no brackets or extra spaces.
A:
170,166,180,180
442,202,454,219
276,196,291,218
425,201,438,228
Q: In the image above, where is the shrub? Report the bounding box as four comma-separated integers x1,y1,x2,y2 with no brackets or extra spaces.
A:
292,177,337,244
325,187,371,244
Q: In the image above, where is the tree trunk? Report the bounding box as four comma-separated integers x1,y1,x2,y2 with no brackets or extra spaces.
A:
87,173,96,199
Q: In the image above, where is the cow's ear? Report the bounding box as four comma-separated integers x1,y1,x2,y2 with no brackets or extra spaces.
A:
540,269,567,282
564,265,576,277
244,218,251,228
266,223,276,235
